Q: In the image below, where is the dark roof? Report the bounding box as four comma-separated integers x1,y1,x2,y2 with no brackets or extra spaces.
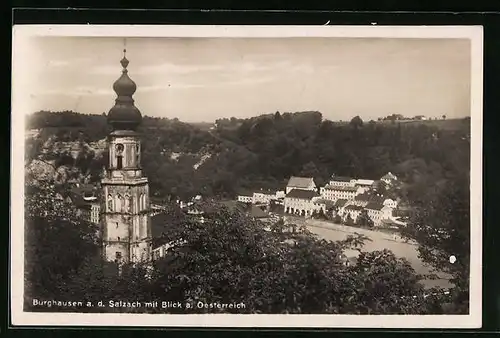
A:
330,176,352,182
255,189,276,195
287,176,315,189
365,202,384,211
237,191,253,197
370,195,385,204
67,191,91,209
285,189,319,200
314,199,335,207
249,205,269,218
335,199,348,207
345,205,364,211
355,193,371,201
107,56,142,131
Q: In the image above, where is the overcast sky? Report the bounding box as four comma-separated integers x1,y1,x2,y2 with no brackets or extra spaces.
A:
19,36,471,122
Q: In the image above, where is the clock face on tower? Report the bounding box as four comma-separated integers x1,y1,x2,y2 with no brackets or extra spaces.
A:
115,143,124,153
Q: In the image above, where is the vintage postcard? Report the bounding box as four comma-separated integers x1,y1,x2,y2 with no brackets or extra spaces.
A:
11,24,483,328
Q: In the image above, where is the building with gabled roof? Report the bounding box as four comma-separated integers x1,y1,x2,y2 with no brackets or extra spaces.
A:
343,204,364,223
320,184,363,202
284,188,321,217
328,174,357,187
286,176,316,194
64,183,101,224
365,202,394,227
285,189,319,200
253,189,279,204
381,172,398,185
354,179,375,187
334,198,348,208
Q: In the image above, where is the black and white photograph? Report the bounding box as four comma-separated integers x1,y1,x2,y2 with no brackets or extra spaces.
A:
11,25,482,328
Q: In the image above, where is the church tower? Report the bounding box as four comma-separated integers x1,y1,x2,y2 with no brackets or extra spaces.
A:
101,49,152,264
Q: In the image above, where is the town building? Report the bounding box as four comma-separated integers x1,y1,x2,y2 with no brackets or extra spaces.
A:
237,193,253,203
286,176,316,194
380,172,398,185
100,49,152,264
351,192,372,207
328,175,357,187
252,189,277,204
383,198,398,209
342,205,364,223
310,197,333,215
284,189,320,217
59,183,101,225
320,184,363,202
365,202,394,227
354,179,375,188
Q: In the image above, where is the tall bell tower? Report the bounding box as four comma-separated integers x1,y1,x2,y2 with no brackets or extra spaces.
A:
101,48,152,264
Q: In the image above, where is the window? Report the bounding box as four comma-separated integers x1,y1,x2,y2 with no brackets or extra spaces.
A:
117,155,123,169
116,251,122,259
125,194,131,212
117,236,120,241
129,195,133,213
116,194,123,211
107,195,113,212
115,144,124,169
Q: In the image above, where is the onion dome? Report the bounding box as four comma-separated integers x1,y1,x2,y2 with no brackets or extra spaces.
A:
107,49,142,130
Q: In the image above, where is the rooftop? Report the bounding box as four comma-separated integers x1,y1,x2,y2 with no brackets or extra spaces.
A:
249,205,269,219
287,176,315,189
330,176,353,182
286,189,319,200
381,172,398,180
355,179,375,185
354,193,372,201
324,185,358,192
365,202,384,211
335,199,348,207
345,205,364,211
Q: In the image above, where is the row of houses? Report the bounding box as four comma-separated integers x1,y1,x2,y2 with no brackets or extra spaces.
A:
237,172,402,227
237,189,286,204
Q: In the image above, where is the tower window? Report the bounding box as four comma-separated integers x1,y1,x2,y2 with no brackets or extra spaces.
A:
115,143,124,169
107,195,113,212
125,194,131,212
117,156,123,169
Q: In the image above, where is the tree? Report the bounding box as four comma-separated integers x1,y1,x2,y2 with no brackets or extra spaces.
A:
147,203,431,314
401,173,470,314
442,115,447,120
350,115,364,129
24,183,450,315
344,213,354,226
356,210,374,228
24,178,100,308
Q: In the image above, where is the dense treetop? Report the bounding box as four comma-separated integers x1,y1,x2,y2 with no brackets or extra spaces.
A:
26,110,470,204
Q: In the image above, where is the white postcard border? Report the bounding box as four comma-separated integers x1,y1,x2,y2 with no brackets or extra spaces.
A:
10,24,483,328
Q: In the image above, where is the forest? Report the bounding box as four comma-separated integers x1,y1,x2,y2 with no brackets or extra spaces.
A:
23,109,471,315
26,110,470,206
24,177,466,314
